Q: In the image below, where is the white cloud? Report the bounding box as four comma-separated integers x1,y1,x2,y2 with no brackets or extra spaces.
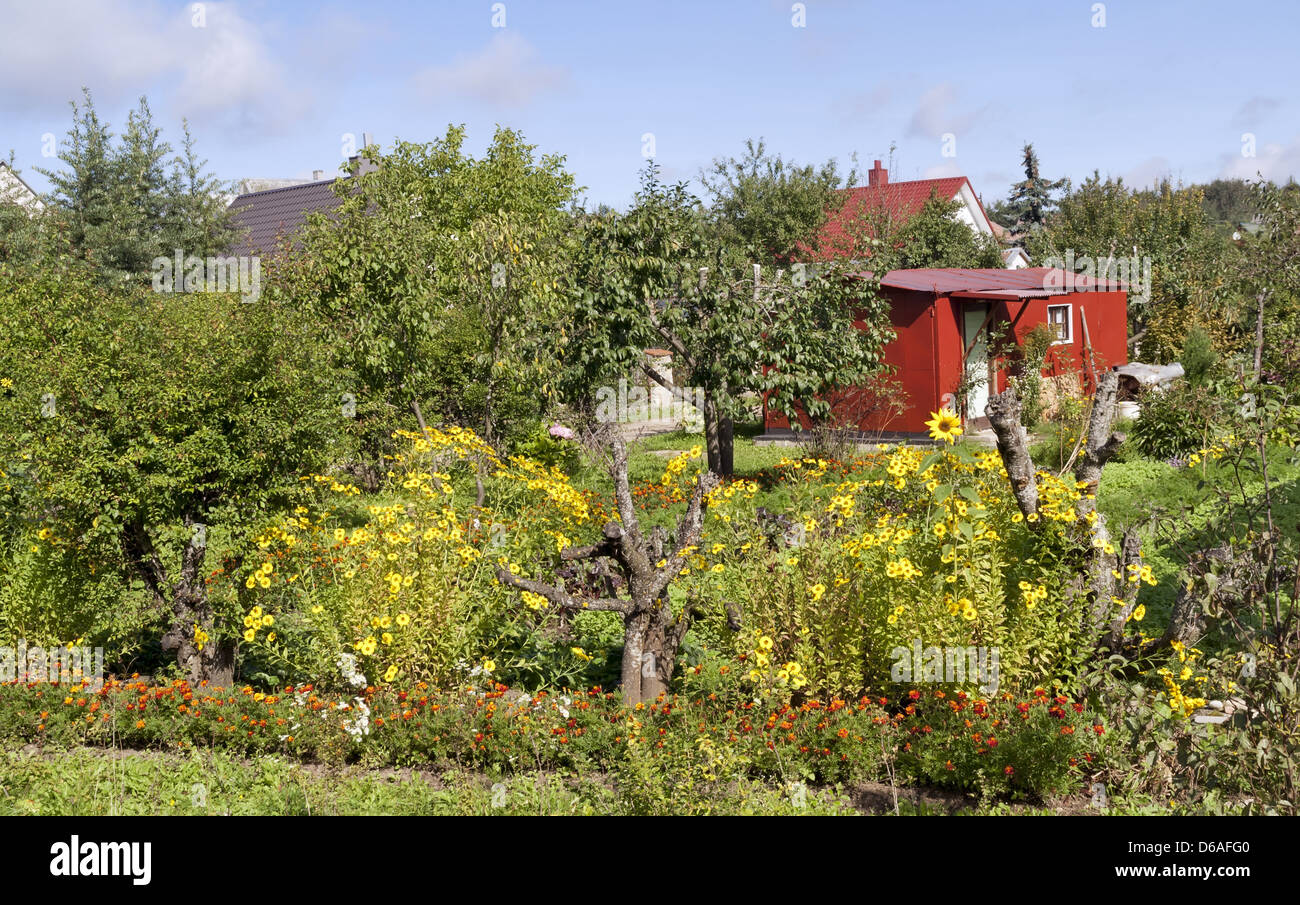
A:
1122,156,1173,189
0,0,168,110
922,161,964,179
0,0,301,132
1218,136,1300,184
170,3,306,133
412,33,569,108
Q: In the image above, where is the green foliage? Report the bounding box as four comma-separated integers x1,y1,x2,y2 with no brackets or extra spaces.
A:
996,143,1068,243
510,422,582,471
700,137,856,265
1003,323,1055,430
1030,390,1089,473
563,163,894,473
1180,325,1217,386
1027,172,1231,361
892,194,1004,269
0,257,347,668
1130,382,1220,460
277,125,578,446
1200,178,1258,235
0,530,136,649
33,90,236,283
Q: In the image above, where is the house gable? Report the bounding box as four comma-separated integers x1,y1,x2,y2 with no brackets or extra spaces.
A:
0,161,43,213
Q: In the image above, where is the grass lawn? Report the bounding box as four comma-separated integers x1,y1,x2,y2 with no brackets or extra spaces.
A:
0,746,860,816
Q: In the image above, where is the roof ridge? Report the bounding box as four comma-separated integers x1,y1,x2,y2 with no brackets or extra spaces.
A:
231,179,338,202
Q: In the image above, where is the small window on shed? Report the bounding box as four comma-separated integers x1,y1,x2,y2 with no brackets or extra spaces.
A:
1047,304,1072,343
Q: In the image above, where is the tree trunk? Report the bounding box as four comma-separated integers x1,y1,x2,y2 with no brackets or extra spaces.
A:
620,610,650,703
496,429,732,704
985,388,1039,519
702,395,735,477
1254,289,1270,379
131,518,236,688
1074,371,1127,638
717,413,735,476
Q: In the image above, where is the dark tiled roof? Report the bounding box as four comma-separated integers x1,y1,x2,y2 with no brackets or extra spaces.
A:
226,179,342,257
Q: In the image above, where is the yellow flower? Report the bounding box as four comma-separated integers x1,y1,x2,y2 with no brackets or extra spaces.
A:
571,646,592,662
396,613,410,626
383,665,398,682
925,409,964,444
266,632,276,642
261,615,274,627
758,636,774,651
243,629,256,642
381,633,393,645
808,583,826,601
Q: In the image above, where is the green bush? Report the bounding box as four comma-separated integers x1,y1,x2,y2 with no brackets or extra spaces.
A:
1130,381,1219,460
1180,326,1217,386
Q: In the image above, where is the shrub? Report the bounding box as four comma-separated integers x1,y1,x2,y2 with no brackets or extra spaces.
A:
1130,381,1220,460
1180,325,1217,386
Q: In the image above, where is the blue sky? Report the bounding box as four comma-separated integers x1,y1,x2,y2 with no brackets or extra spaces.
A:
2,0,1296,208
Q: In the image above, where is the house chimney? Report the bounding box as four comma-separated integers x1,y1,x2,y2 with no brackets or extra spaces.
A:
312,170,324,181
348,131,379,177
868,159,888,188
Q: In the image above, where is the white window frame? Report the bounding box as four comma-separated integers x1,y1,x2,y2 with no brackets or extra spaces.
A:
1046,303,1072,345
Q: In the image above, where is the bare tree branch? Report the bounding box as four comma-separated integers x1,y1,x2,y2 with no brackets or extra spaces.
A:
494,566,631,614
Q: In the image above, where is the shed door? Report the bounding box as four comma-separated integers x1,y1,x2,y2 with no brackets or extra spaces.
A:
962,304,992,422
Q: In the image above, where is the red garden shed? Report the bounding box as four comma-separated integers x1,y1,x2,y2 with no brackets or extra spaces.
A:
762,267,1128,437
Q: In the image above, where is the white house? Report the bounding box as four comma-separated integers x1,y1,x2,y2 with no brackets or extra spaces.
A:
0,161,43,212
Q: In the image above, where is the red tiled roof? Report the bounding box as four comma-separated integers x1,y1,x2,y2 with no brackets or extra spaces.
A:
811,177,974,260
227,180,343,257
864,267,1125,296
804,157,1000,261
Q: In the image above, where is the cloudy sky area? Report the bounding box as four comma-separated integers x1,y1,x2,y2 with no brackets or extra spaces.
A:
1,0,1296,207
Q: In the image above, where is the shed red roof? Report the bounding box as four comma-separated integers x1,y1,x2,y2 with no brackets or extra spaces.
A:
865,267,1125,297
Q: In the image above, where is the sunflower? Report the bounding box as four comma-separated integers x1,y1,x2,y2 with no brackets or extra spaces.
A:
925,409,964,444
